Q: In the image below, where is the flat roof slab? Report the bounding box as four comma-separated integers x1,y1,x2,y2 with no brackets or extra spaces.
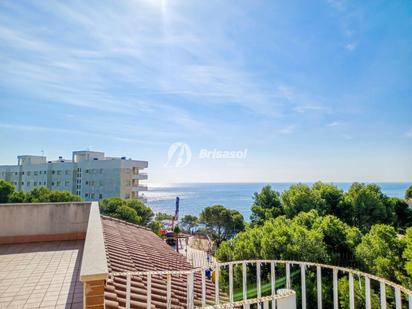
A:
0,240,84,309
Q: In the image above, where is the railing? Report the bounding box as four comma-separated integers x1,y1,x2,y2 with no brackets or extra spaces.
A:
110,260,412,309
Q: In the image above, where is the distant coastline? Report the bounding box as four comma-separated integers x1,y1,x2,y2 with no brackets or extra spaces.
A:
146,182,411,220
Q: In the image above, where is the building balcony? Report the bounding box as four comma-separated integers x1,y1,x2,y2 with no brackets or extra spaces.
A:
132,173,148,180
131,185,148,191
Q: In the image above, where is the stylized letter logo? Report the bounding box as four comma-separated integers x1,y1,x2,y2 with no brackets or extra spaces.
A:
165,142,192,167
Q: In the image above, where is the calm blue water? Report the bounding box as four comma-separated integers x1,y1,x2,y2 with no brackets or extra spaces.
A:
145,183,411,221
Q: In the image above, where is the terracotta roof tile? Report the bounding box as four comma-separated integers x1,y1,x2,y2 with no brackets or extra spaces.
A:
101,216,216,308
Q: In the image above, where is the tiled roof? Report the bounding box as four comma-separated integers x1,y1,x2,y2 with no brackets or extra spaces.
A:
101,216,215,308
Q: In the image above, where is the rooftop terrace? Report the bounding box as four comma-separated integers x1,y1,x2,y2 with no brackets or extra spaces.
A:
0,240,83,308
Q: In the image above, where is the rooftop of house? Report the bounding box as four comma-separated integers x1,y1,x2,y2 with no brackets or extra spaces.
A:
101,216,215,308
0,202,214,309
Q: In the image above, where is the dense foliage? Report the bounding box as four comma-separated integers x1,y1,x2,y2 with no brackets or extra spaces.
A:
250,185,282,226
154,212,174,221
200,204,245,245
406,185,412,199
100,197,153,226
217,182,412,298
0,180,82,203
250,182,412,233
216,210,360,266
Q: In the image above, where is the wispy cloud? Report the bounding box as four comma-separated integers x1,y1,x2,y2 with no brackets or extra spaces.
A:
345,43,356,51
405,128,412,138
326,121,345,127
0,123,163,144
277,125,296,135
326,0,345,11
0,1,330,125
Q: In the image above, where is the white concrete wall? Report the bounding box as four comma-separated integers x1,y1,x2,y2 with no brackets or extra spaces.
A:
0,202,91,237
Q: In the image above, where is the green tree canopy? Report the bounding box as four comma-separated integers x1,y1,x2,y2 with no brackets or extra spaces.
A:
313,214,362,265
344,183,394,232
0,180,15,203
200,205,245,245
355,224,406,283
405,185,412,200
115,205,140,223
387,197,412,232
100,197,153,227
312,182,346,218
281,183,323,218
19,187,82,203
155,212,174,221
126,199,153,226
403,227,412,279
250,185,282,226
216,211,329,263
181,214,199,233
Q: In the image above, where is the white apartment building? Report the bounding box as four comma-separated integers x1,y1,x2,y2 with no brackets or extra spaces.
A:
0,151,148,201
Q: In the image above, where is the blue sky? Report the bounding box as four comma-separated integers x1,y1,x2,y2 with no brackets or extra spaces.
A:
0,0,411,183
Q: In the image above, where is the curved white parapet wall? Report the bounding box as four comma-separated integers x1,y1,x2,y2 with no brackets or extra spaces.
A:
277,289,296,309
113,259,412,309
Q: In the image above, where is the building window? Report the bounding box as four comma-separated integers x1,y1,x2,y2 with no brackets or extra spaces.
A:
85,193,89,198
99,168,103,174
65,180,70,186
85,181,89,185
34,182,37,186
57,170,61,175
34,171,38,176
52,170,55,175
99,194,103,199
44,171,46,174
85,169,89,173
43,181,46,185
65,170,69,175
56,181,61,186
21,182,24,185
27,171,31,176
14,172,17,176
27,181,30,186
91,193,95,199
21,172,24,175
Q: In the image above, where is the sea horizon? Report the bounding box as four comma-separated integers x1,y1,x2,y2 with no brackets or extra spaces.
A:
146,182,411,220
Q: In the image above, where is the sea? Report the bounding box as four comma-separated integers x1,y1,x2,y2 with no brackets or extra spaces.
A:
145,182,411,221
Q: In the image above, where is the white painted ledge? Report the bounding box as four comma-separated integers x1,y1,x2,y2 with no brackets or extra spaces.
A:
80,202,108,282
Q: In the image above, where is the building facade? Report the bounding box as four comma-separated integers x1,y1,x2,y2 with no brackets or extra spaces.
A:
0,151,148,201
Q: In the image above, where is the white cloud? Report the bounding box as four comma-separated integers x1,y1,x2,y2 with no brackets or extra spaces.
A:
326,121,345,127
327,0,345,10
345,43,356,51
277,125,296,135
